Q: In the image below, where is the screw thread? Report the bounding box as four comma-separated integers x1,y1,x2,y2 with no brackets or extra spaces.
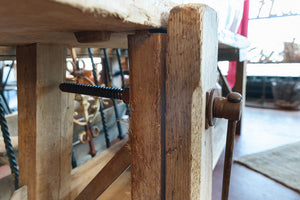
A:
60,82,124,100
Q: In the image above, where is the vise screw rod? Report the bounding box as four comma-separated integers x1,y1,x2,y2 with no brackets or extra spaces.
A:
59,82,129,104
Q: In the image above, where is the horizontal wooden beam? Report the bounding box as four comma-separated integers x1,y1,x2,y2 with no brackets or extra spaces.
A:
0,0,249,49
0,32,129,48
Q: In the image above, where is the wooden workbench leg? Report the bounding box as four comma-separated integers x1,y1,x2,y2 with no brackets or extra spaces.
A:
129,31,166,199
165,5,218,200
234,61,247,135
17,44,74,200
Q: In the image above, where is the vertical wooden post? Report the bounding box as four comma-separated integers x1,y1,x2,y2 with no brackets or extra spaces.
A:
234,61,247,135
129,31,166,199
165,4,218,200
17,44,74,200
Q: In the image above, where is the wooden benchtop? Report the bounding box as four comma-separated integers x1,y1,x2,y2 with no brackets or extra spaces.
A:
0,0,249,50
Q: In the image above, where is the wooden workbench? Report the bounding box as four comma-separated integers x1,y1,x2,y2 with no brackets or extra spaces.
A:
1,1,249,199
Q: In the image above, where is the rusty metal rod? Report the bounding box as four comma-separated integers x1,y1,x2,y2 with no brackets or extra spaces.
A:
88,48,111,148
222,120,237,200
116,49,130,115
84,122,97,157
102,48,124,140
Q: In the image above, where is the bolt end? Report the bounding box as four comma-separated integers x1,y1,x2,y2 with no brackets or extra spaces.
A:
227,92,242,103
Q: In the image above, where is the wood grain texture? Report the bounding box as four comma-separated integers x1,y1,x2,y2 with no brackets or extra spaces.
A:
212,119,228,169
74,31,111,43
165,4,218,200
17,44,74,200
0,0,249,49
97,168,131,200
70,137,128,200
0,0,140,46
10,185,28,200
76,141,130,200
0,46,16,60
128,31,166,200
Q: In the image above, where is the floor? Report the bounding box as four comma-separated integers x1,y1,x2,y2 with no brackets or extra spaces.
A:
212,106,300,200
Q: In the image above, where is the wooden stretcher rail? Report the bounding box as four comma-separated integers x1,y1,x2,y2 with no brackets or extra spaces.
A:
70,137,128,200
0,29,249,60
75,141,130,200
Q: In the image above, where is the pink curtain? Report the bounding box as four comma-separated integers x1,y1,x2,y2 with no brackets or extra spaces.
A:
227,0,249,89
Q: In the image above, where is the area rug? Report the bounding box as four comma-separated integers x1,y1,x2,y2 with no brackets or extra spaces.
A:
235,141,300,193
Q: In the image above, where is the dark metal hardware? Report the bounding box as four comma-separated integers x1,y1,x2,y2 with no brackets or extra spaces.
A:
84,122,97,157
115,49,130,115
88,48,111,148
206,89,242,200
102,48,124,140
59,82,129,104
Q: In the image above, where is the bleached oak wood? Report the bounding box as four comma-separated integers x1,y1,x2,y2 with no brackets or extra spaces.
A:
0,0,156,47
75,141,130,200
0,0,249,49
212,119,228,169
5,113,18,137
128,31,166,199
165,4,218,199
10,185,28,200
218,29,250,50
17,44,74,200
70,137,128,200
